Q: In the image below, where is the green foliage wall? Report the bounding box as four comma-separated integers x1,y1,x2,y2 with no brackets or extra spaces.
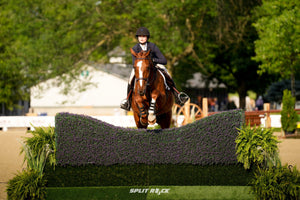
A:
55,110,244,166
45,164,254,187
44,109,253,186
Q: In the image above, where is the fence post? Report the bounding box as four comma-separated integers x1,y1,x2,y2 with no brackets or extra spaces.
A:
182,99,191,125
264,103,271,128
202,98,208,117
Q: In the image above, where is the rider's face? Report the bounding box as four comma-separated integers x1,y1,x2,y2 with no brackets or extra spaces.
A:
138,35,148,44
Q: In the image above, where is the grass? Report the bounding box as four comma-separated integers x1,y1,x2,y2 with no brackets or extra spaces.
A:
47,186,147,200
46,186,255,200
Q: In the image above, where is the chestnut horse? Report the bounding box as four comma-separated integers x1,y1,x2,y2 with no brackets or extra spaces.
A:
130,48,174,129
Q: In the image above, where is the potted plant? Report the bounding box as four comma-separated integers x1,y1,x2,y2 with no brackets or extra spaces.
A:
280,89,298,135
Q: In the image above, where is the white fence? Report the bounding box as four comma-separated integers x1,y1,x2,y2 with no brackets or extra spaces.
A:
260,115,281,128
0,115,282,132
0,116,136,131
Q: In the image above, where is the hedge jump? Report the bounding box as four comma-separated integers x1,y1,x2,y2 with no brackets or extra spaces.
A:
55,109,244,166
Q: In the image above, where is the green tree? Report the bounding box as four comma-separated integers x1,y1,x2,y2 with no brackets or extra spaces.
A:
203,0,278,109
281,89,298,134
1,0,282,111
0,0,133,110
253,0,300,96
0,0,218,111
118,0,217,74
171,0,278,109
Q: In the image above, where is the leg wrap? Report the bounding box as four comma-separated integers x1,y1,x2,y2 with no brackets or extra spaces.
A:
149,99,156,114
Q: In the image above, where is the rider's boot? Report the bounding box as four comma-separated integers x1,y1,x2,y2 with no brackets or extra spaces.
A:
120,84,132,111
159,69,190,106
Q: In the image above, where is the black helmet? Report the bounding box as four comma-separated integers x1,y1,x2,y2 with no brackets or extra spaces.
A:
135,27,150,38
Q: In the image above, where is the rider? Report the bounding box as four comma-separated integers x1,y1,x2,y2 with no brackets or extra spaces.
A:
120,27,189,111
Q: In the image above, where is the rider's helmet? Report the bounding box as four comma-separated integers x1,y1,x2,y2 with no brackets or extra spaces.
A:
135,27,150,39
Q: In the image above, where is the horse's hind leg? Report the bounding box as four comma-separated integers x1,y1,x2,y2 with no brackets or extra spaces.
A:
157,111,172,129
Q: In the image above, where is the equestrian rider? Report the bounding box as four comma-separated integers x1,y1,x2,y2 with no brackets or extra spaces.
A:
120,27,189,111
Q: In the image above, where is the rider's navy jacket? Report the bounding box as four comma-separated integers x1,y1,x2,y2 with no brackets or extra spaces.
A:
132,42,167,66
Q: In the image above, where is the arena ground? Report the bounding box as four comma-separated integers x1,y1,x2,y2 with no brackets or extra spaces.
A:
0,128,299,200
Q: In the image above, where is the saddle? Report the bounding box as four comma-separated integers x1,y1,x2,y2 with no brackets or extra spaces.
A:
157,69,171,90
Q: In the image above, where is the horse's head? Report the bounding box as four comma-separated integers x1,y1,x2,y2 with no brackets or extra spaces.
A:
130,48,152,96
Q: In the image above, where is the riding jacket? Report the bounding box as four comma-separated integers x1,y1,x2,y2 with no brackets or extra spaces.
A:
132,42,167,66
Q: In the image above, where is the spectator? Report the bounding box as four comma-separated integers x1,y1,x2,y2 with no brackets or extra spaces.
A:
256,96,264,110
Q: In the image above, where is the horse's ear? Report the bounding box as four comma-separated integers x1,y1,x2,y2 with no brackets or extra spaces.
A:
130,48,137,57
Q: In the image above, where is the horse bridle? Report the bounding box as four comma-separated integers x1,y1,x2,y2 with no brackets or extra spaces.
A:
133,56,158,119
133,57,153,88
132,57,152,118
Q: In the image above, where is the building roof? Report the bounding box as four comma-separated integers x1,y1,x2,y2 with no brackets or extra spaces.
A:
186,72,227,89
93,63,132,81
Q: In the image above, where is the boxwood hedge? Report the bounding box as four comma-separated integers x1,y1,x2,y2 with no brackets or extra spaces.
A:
46,109,251,186
55,109,244,166
45,163,254,186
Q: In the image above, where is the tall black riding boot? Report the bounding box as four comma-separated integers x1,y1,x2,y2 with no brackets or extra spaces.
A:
120,84,132,111
159,69,190,106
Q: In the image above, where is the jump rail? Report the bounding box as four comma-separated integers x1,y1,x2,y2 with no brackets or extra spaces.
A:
1,107,299,131
209,108,300,128
0,115,136,131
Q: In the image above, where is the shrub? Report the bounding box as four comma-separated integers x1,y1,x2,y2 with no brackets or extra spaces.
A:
281,89,298,134
20,141,52,176
22,125,56,167
235,125,280,169
7,137,52,199
55,109,244,166
6,170,47,200
250,165,300,200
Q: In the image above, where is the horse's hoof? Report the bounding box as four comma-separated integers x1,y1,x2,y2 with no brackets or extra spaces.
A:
149,120,156,125
148,114,156,125
140,118,148,126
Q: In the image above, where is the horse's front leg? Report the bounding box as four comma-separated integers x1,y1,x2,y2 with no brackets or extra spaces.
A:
135,95,149,127
137,103,148,126
148,93,159,125
148,98,156,125
133,111,147,129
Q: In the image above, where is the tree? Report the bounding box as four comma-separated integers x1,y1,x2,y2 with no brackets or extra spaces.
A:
0,0,218,111
185,0,276,109
281,89,298,134
264,79,300,103
0,0,128,110
0,0,283,111
253,0,300,97
147,0,276,109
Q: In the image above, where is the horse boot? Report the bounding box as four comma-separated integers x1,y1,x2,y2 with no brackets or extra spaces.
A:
120,84,133,111
159,69,190,106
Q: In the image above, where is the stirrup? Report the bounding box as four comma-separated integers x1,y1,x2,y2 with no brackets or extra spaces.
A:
120,99,131,111
176,92,190,106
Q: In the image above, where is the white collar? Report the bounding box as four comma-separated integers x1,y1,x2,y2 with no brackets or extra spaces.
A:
139,43,147,51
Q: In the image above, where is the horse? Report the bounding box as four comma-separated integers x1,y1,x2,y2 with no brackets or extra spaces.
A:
130,48,174,129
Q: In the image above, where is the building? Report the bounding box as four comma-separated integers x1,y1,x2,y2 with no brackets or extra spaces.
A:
184,72,229,111
30,63,132,116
